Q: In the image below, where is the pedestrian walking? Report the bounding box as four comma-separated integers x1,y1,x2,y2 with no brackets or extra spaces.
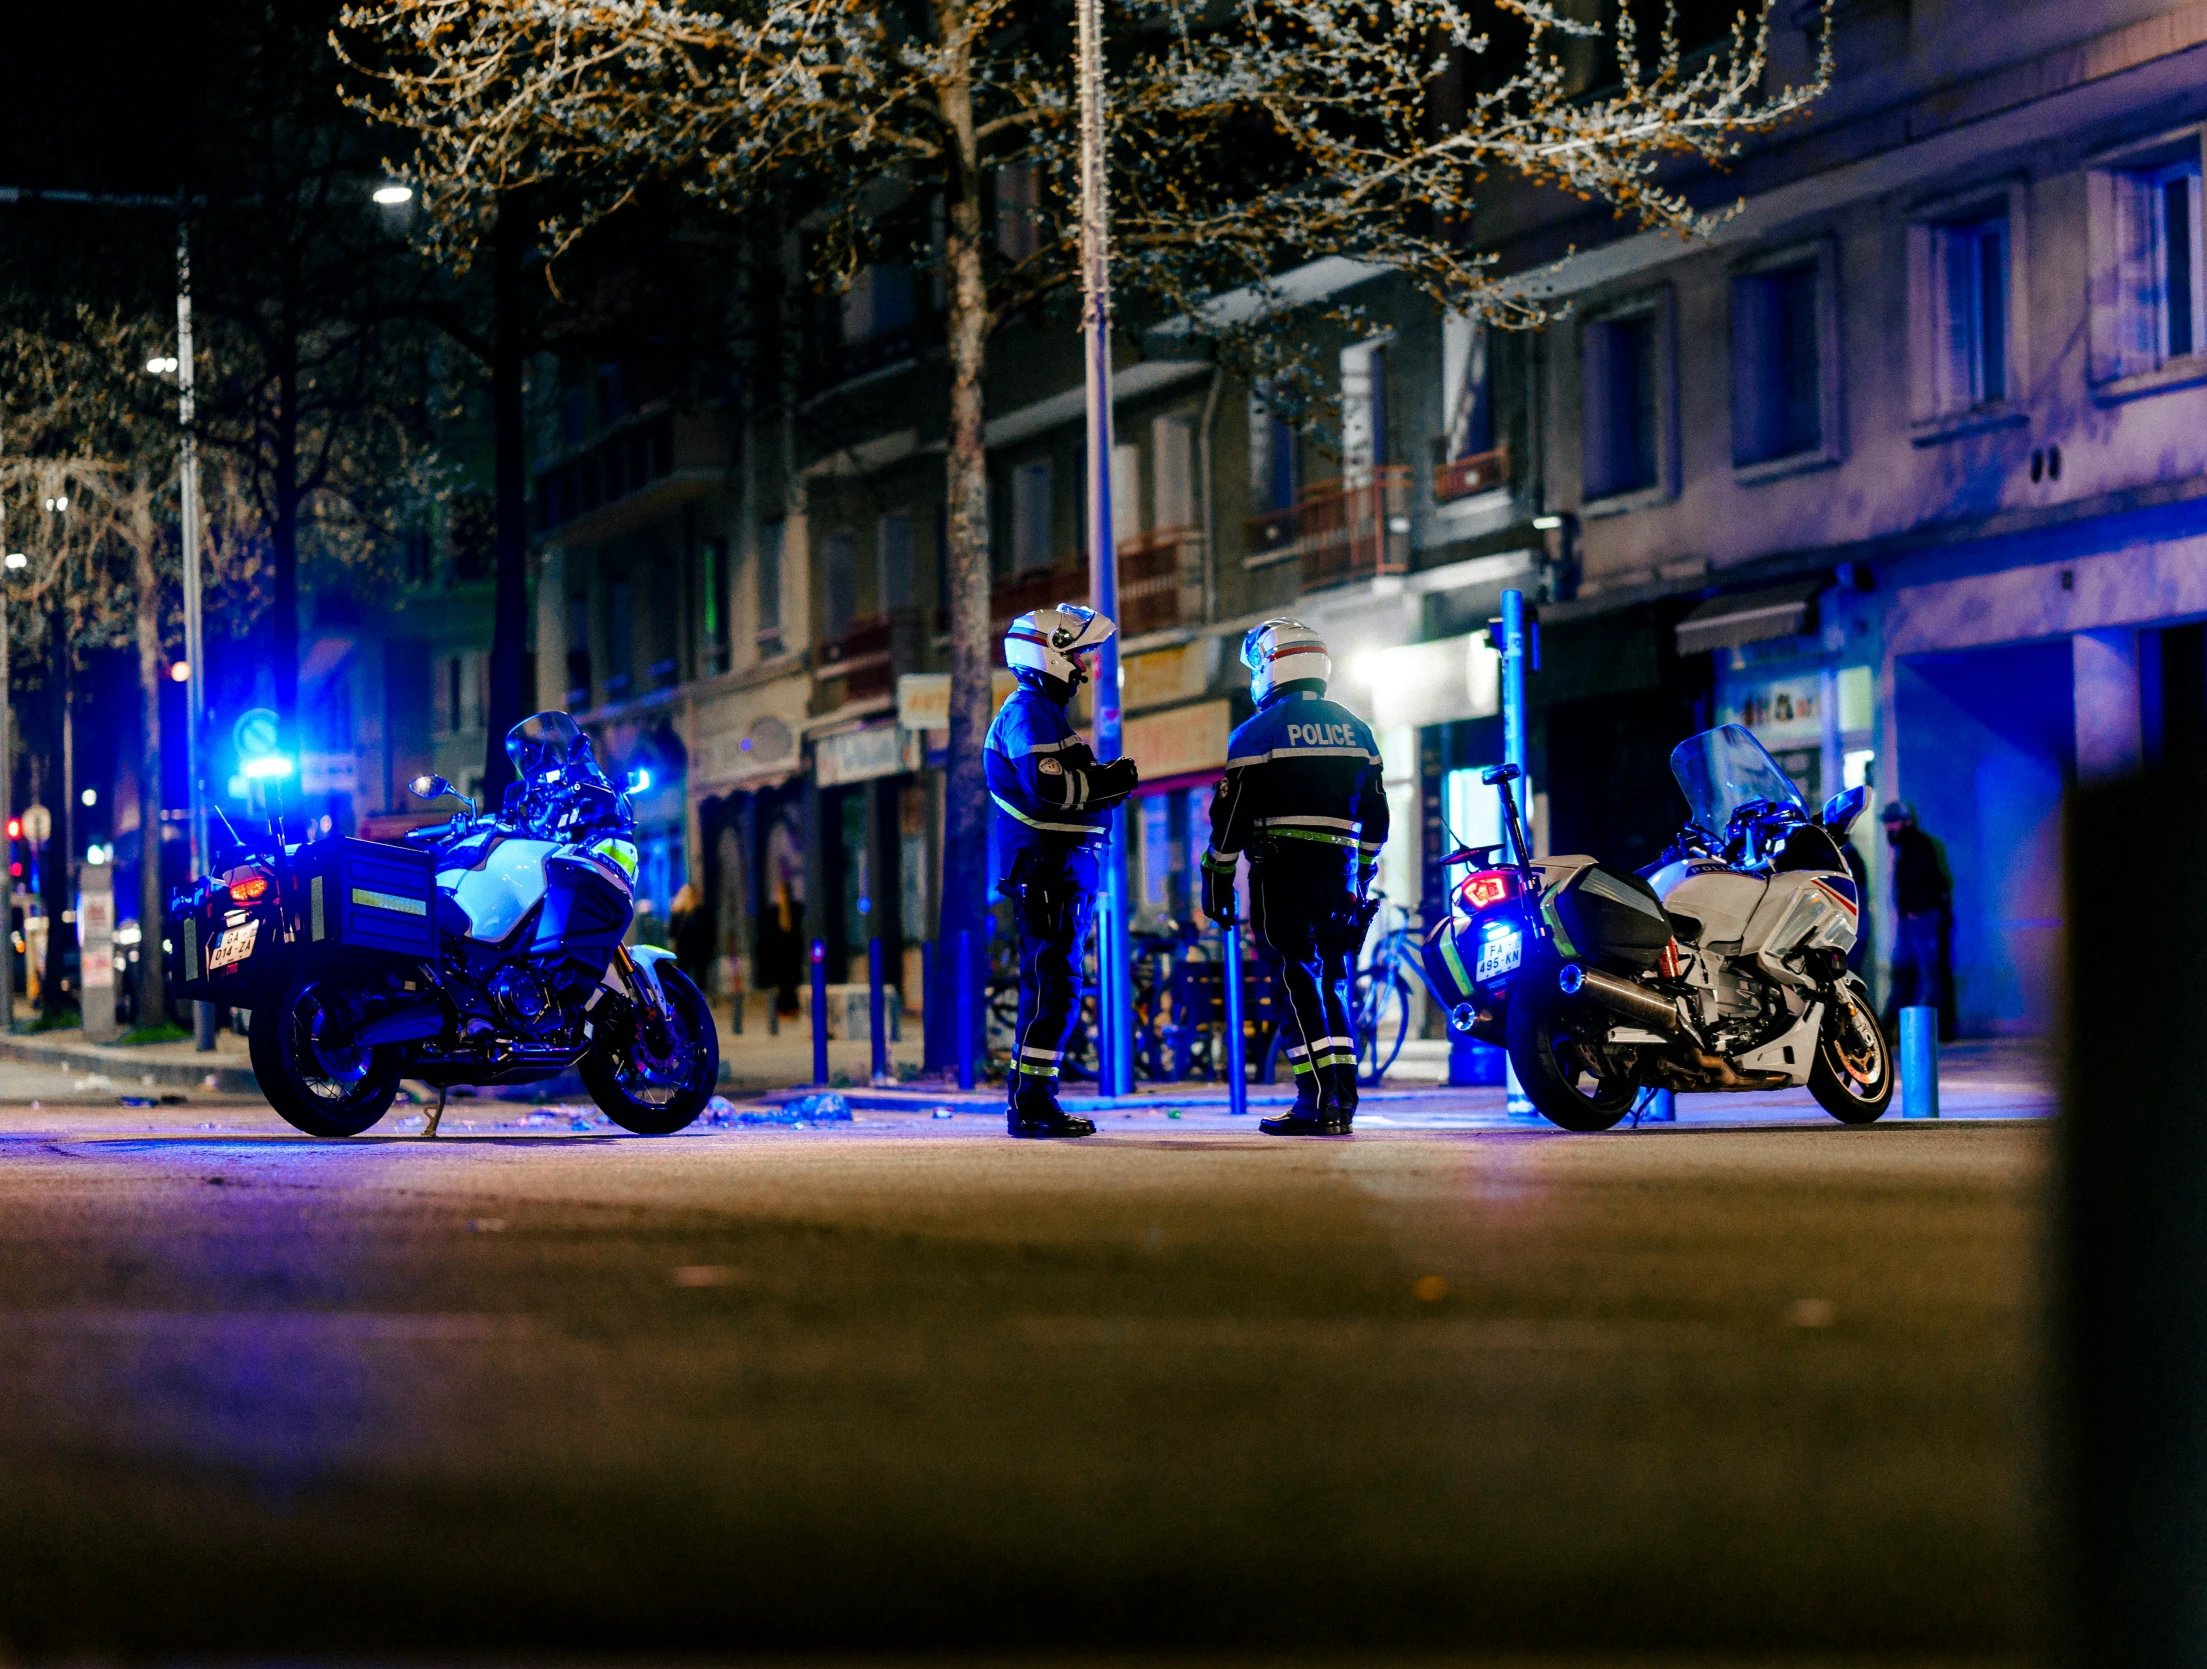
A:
1202,620,1388,1136
668,882,713,985
1880,801,1956,1040
986,604,1140,1138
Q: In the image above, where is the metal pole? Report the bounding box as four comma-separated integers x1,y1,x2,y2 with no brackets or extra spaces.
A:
1221,922,1248,1117
1076,0,1132,1101
955,928,975,1092
867,933,889,1086
1900,1005,1940,1119
0,586,11,1032
809,937,829,1086
178,215,214,1052
1500,588,1533,1116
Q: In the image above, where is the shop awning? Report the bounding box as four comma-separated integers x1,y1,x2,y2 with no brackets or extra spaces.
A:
1674,579,1824,656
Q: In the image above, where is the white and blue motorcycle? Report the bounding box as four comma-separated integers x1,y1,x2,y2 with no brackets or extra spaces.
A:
168,712,719,1138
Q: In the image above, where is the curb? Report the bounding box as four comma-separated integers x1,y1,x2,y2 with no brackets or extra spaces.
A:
0,1034,260,1094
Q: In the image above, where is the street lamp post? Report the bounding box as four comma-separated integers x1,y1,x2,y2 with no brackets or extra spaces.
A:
175,218,214,1050
1076,0,1134,1098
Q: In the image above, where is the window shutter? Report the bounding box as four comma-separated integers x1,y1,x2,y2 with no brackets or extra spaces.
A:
1730,273,1773,465
1581,321,1615,495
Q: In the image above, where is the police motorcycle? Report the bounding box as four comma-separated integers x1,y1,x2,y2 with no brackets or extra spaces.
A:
1423,723,1890,1131
167,711,720,1138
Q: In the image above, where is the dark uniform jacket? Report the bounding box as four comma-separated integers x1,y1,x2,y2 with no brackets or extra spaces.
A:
1203,686,1388,887
985,681,1134,875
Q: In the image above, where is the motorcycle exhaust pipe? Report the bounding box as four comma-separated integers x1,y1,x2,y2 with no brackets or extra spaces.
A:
1557,963,1685,1036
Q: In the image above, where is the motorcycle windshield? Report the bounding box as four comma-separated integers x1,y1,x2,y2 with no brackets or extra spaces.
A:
505,712,591,782
1669,724,1806,833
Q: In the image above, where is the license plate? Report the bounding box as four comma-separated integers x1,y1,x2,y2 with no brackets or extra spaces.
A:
1475,927,1523,983
206,919,259,971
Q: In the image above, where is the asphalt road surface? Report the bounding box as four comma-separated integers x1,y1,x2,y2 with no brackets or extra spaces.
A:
0,1092,2046,1665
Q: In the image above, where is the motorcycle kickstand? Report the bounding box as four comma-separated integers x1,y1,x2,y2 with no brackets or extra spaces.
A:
423,1086,448,1141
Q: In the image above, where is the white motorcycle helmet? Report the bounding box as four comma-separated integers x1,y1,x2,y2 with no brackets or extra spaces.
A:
1241,618,1332,704
1005,603,1117,688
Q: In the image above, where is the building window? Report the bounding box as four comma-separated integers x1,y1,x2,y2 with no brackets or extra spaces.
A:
1340,340,1388,482
1583,309,1661,499
565,595,591,705
840,263,915,346
821,532,857,640
700,536,730,676
878,514,914,612
1011,460,1053,572
2103,154,2204,378
1443,311,1494,460
1248,386,1299,513
1731,254,1831,469
995,161,1039,262
1915,208,2010,417
756,520,784,654
1151,416,1195,531
605,581,633,696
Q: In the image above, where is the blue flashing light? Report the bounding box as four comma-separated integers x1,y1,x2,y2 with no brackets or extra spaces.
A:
241,754,295,780
628,767,652,791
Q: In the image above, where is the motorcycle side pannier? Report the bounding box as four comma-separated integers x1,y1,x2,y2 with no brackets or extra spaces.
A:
1548,863,1672,971
290,838,437,971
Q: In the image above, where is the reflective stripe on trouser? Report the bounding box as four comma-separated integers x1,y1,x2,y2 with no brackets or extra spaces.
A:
1010,876,1095,1107
1250,846,1366,1113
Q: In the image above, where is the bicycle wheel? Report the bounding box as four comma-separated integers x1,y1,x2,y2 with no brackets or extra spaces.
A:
1354,970,1413,1084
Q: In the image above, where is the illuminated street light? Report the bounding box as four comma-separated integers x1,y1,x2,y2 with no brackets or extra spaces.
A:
372,183,412,206
41,495,66,513
80,788,96,807
4,554,24,571
169,660,190,683
144,354,179,375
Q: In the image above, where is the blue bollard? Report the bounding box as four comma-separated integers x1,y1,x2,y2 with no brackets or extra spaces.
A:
867,935,890,1085
955,929,976,1092
810,938,829,1087
1901,1005,1939,1119
1221,923,1249,1117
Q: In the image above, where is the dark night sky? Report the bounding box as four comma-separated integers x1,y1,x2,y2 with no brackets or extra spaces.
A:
1,1,204,194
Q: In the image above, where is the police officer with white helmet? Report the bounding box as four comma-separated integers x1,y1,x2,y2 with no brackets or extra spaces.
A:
985,603,1141,1137
1202,619,1388,1134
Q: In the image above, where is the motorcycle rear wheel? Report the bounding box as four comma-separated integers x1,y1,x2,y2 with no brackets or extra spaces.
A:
1506,984,1638,1133
1810,982,1893,1124
582,963,720,1134
250,976,402,1138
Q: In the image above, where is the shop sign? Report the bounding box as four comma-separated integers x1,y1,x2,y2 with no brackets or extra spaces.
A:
1122,699,1230,780
816,724,922,786
1723,675,1823,745
897,673,951,731
302,751,358,795
1122,642,1208,711
695,712,801,785
1362,634,1500,730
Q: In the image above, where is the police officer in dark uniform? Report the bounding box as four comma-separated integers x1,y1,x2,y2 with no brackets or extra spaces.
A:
1202,619,1388,1135
985,604,1140,1137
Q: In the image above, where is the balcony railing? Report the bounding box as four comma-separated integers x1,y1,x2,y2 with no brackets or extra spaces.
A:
1244,466,1412,590
1116,526,1200,636
1434,444,1510,504
988,561,1088,640
818,613,895,702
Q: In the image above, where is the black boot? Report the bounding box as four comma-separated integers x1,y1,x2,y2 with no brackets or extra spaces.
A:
1321,1054,1360,1127
1008,1076,1095,1139
1261,1064,1351,1136
1271,1064,1350,1139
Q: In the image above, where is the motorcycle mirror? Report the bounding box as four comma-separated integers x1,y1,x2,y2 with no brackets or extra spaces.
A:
1441,843,1508,868
1819,784,1868,833
1479,763,1522,786
409,773,454,801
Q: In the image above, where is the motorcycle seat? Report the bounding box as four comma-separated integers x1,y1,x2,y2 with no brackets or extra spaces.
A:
1665,909,1703,943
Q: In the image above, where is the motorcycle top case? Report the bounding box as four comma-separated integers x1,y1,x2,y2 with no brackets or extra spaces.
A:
290,837,437,969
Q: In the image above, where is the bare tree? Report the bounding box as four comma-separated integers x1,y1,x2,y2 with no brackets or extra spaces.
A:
338,0,1829,982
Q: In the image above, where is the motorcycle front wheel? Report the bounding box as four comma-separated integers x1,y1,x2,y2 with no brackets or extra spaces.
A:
250,976,402,1137
1810,981,1893,1124
1505,984,1638,1132
582,963,721,1134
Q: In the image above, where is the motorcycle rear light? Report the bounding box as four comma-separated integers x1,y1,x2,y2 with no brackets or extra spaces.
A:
1458,869,1519,911
227,870,273,903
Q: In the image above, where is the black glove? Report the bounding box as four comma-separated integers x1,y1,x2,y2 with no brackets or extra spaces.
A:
1090,756,1140,805
1202,863,1239,926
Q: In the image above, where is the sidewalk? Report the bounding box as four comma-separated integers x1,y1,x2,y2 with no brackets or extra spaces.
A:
0,1025,259,1093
